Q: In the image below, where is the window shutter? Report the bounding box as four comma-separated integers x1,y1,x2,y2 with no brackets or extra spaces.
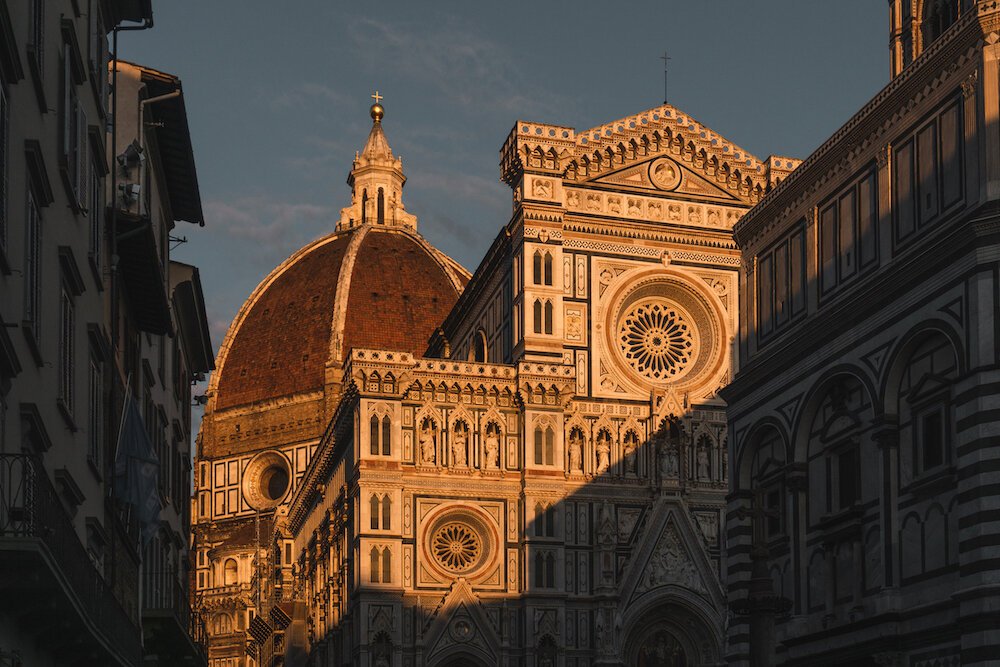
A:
78,106,88,209
0,85,7,248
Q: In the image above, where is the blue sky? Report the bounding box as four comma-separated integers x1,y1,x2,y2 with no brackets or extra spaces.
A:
121,0,887,371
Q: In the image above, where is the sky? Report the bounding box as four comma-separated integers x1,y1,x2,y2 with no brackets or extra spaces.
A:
119,0,888,412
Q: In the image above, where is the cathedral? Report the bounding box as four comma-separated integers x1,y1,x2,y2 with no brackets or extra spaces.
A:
192,89,796,665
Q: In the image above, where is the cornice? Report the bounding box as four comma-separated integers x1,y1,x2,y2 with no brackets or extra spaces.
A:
734,7,991,249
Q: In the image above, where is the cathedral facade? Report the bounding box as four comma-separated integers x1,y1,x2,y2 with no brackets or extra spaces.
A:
723,1,1000,665
193,98,793,666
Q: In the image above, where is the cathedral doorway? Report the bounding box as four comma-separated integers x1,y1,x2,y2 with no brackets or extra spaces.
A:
636,625,688,667
436,652,488,667
622,599,721,667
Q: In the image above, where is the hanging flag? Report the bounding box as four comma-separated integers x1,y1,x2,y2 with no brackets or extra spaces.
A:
114,394,161,544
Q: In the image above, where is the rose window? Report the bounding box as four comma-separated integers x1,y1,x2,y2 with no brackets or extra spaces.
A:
618,301,694,380
431,522,482,572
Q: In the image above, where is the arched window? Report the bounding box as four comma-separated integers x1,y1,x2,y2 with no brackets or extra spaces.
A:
370,494,380,530
922,0,957,46
544,504,555,537
545,552,555,587
381,495,391,530
370,415,379,455
472,330,487,363
543,300,553,335
370,546,380,583
361,188,367,225
534,427,544,465
543,252,553,285
534,551,545,587
381,415,391,456
532,250,542,284
382,547,392,583
223,558,238,586
534,502,545,536
377,187,385,224
545,426,555,465
214,612,233,635
533,299,542,334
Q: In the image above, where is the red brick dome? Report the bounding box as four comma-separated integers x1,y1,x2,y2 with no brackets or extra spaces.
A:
211,225,468,411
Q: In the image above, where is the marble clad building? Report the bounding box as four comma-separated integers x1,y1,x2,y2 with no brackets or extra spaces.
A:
723,0,1000,665
192,95,798,666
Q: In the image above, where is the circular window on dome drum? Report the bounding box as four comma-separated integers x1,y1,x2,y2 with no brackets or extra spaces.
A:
617,300,695,381
242,451,292,510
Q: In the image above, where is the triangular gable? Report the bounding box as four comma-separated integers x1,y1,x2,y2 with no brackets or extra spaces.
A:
619,499,725,611
589,156,742,203
422,578,500,662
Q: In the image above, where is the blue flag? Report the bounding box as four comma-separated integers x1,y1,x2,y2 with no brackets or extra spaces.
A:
114,395,161,544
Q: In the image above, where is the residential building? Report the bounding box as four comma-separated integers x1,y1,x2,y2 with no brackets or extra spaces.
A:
0,2,211,665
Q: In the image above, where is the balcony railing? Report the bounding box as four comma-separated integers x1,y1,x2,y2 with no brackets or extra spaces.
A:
0,453,142,665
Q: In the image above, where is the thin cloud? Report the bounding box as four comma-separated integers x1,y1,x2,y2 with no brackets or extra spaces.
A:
205,198,334,245
270,82,356,111
349,17,562,117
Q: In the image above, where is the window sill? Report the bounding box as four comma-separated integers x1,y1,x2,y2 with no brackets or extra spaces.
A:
817,505,864,541
21,322,43,366
906,466,956,499
57,399,78,432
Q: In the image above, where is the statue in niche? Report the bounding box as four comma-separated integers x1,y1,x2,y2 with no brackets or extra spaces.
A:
595,432,611,473
622,436,637,475
452,424,467,467
484,427,500,469
659,439,679,478
568,430,583,472
696,441,711,480
419,422,436,464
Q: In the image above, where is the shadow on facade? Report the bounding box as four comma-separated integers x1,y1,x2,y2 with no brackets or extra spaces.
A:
245,413,730,667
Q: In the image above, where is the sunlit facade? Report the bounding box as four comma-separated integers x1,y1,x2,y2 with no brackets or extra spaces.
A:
192,96,797,666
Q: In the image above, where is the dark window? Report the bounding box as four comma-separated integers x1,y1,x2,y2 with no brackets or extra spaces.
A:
533,300,542,334
381,495,391,530
544,504,555,537
543,300,553,335
838,190,857,281
920,408,945,470
789,227,806,313
381,547,391,583
370,546,380,583
29,0,44,79
534,427,543,465
534,551,545,587
361,189,367,225
24,189,41,338
381,415,391,456
858,173,878,267
544,427,554,465
377,187,384,224
58,287,75,414
88,357,102,466
765,487,782,537
532,250,542,284
534,503,545,537
838,447,859,509
543,252,553,286
370,494,379,530
370,415,379,455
